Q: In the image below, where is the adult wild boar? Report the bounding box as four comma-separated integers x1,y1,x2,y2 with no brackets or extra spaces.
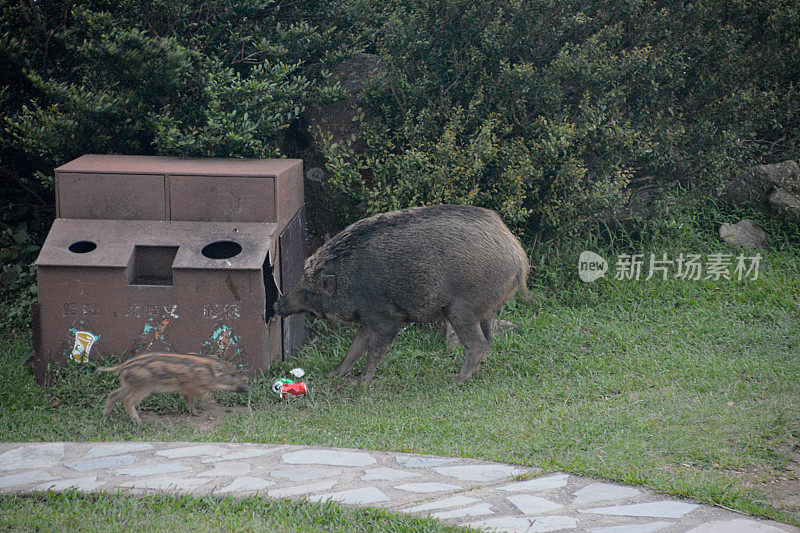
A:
275,204,529,383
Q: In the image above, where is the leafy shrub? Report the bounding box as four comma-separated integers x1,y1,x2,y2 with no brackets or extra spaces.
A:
320,0,800,236
0,225,38,332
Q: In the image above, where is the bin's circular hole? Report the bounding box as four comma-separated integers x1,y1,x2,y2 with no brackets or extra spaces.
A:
202,240,242,260
68,240,97,254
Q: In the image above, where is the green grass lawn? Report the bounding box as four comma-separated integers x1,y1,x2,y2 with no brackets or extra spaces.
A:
1,206,799,528
0,492,465,532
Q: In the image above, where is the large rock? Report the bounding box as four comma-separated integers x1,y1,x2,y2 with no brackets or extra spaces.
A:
768,188,800,224
721,160,800,224
753,160,800,191
719,219,770,249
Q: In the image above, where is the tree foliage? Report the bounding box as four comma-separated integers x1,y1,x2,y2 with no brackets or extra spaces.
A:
319,0,799,235
1,0,799,290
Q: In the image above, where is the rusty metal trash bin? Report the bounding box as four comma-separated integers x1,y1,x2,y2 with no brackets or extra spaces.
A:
31,155,306,383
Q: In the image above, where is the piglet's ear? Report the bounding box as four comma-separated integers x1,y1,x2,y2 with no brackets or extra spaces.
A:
322,274,336,296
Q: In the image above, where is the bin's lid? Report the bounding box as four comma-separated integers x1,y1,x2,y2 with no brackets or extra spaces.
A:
36,219,277,271
56,154,301,177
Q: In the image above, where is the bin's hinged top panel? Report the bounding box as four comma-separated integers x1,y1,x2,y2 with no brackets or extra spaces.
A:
54,154,303,226
35,219,278,271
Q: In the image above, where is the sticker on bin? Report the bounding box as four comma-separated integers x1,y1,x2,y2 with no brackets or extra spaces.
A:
70,330,99,362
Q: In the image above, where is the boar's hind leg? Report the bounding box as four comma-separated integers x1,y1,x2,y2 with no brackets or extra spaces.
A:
480,314,496,346
329,325,370,378
449,314,490,383
354,325,402,384
103,387,127,418
123,389,150,426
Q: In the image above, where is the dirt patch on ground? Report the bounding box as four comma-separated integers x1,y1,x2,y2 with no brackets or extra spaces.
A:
141,404,252,431
736,445,800,515
759,446,800,513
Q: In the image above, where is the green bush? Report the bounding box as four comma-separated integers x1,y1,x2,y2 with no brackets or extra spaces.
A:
320,0,799,236
2,1,346,165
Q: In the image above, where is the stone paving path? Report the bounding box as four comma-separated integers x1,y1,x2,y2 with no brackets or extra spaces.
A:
0,442,796,533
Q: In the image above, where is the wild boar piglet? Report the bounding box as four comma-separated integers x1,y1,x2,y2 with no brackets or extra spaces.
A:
100,352,250,425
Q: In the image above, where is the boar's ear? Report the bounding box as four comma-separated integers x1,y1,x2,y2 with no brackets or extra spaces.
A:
322,274,336,296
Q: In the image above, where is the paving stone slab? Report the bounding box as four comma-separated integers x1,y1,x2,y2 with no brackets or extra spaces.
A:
588,522,673,533
269,466,344,482
685,519,794,533
311,487,391,505
266,479,338,499
118,476,210,492
84,443,154,459
282,449,376,467
156,445,228,459
528,515,579,532
396,455,456,468
573,483,642,504
583,501,700,519
432,502,495,519
0,443,64,471
66,455,135,472
470,515,579,533
497,473,570,493
201,448,280,463
469,515,534,532
197,462,251,477
34,476,106,492
361,467,421,481
0,470,59,490
435,464,527,482
116,463,191,477
402,495,480,513
506,493,563,515
216,477,274,495
395,482,464,493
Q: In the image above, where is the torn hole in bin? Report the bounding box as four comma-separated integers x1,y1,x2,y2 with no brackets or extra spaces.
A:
264,245,280,323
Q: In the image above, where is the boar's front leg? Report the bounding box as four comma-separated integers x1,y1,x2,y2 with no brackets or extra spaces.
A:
182,392,200,416
447,306,492,383
328,325,370,378
354,323,402,384
452,321,489,383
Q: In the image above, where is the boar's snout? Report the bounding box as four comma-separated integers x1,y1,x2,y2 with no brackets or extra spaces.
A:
238,384,251,393
273,297,291,316
275,291,307,317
